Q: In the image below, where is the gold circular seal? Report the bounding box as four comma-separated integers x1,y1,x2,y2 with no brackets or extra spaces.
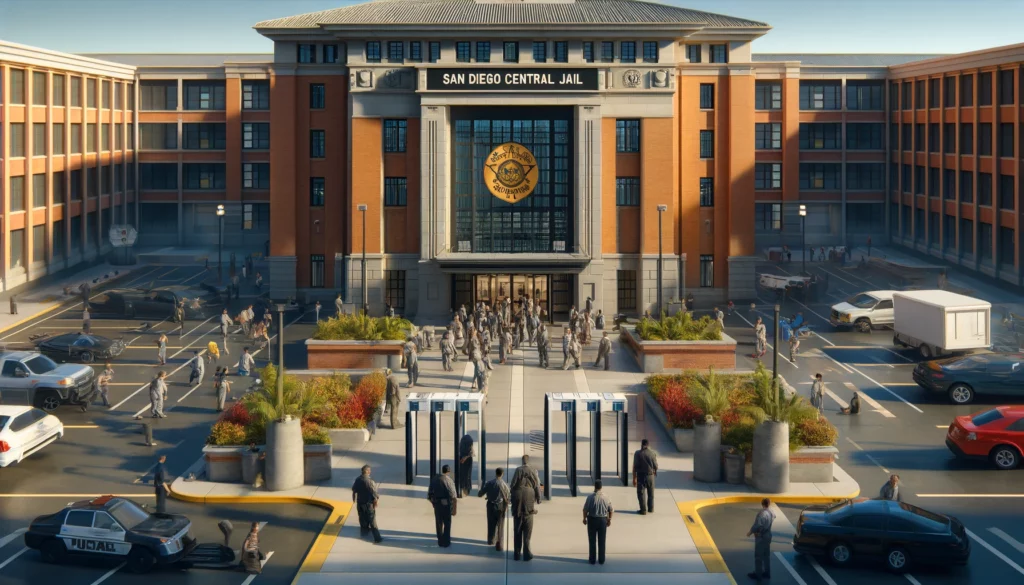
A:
483,142,539,203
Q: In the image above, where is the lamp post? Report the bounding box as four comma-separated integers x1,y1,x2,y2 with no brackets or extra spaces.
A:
216,204,225,285
798,204,807,275
357,204,368,315
656,204,668,316
275,303,287,412
773,303,780,380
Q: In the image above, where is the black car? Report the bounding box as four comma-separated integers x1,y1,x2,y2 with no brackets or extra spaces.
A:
24,495,196,573
793,498,969,573
34,333,125,364
913,352,1024,404
89,284,223,320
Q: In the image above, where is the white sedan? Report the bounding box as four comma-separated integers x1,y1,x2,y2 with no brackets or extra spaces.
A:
0,405,64,467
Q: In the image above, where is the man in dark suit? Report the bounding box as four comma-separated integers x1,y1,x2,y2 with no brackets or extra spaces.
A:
510,456,540,561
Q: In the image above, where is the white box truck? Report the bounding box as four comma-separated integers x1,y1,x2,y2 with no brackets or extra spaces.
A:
892,290,991,359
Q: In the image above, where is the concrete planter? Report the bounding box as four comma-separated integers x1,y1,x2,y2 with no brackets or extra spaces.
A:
305,339,405,370
790,446,839,483
693,421,722,483
327,428,370,450
621,329,737,373
266,417,304,491
752,421,790,493
203,445,245,483
724,451,746,485
642,392,695,452
303,443,332,483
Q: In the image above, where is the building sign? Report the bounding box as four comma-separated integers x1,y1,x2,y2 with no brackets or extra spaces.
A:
426,68,598,91
483,142,539,203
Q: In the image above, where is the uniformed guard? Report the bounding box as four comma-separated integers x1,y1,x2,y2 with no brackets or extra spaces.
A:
352,465,383,543
478,467,510,551
562,329,581,370
188,350,205,387
473,351,489,395
536,324,549,368
220,309,234,355
441,331,455,372
632,438,659,514
595,331,613,370
746,498,775,581
498,327,511,365
510,459,539,562
583,480,614,565
595,309,605,330
149,371,168,418
402,336,419,388
385,369,403,429
174,301,186,337
525,311,536,346
153,455,170,513
427,464,458,547
458,433,475,497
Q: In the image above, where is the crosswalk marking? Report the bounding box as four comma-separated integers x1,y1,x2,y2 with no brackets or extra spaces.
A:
774,551,808,585
844,382,896,418
808,556,839,585
0,547,27,570
967,528,1024,576
989,527,1024,555
825,389,849,409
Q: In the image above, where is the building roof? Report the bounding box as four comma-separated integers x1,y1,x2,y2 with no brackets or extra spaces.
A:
752,53,945,67
79,53,272,67
254,0,769,30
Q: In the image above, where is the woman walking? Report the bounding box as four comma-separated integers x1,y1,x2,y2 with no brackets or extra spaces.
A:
156,333,168,366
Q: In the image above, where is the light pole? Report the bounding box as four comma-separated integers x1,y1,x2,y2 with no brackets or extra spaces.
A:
798,204,807,275
275,303,287,413
357,204,368,315
657,204,668,316
216,204,225,285
773,303,780,380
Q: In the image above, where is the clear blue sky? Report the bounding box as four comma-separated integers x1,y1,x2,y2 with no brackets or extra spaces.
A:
1,0,1021,55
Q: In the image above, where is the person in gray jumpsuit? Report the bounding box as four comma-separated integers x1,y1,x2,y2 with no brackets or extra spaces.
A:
441,331,455,371
510,456,540,561
458,433,475,497
536,324,550,368
562,329,581,370
352,465,383,543
427,465,458,547
478,467,510,551
403,336,419,388
385,369,403,429
149,371,168,418
747,497,775,581
595,331,613,370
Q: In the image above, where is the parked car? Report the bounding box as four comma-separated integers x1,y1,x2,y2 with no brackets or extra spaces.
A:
793,498,970,573
0,405,64,467
830,291,896,332
913,352,1024,404
945,406,1024,470
34,333,126,364
0,351,95,411
89,285,222,320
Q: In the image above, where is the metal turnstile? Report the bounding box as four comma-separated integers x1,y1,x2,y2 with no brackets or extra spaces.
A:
543,392,628,499
404,393,486,492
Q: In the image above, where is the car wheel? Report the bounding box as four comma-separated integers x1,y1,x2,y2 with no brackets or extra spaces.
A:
948,383,975,405
855,319,871,333
35,391,62,412
991,445,1021,470
827,541,853,566
40,539,66,564
79,350,95,364
919,344,932,359
127,547,157,574
885,547,911,573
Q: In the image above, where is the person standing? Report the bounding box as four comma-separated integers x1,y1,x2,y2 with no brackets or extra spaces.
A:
510,461,539,561
595,331,612,370
746,498,775,581
478,467,510,551
97,363,113,408
241,521,266,574
810,373,825,415
440,331,454,372
188,350,205,387
879,474,902,501
82,304,92,334
458,433,475,497
174,301,186,337
255,272,263,291
595,309,605,330
314,301,322,323
9,294,17,316
583,480,614,565
385,369,402,429
715,306,725,330
536,324,549,368
632,438,659,514
153,455,170,514
402,336,419,388
753,317,767,358
237,347,255,377
231,273,240,300
156,333,168,366
352,465,383,543
335,293,344,317
427,465,458,547
498,326,510,365
561,328,574,370
216,368,231,412
148,371,168,418
220,309,234,355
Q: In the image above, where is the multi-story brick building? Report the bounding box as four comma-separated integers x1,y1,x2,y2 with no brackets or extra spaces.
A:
2,0,1021,317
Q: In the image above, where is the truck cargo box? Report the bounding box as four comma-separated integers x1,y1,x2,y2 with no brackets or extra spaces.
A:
893,290,991,353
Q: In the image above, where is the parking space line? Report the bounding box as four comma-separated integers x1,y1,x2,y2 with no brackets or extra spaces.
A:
818,350,923,413
880,347,915,363
905,574,923,585
966,528,1024,576
240,551,274,585
88,562,125,585
808,556,839,585
0,547,27,570
0,529,26,550
774,552,808,585
824,389,848,409
845,437,891,474
843,382,895,418
64,424,100,429
989,527,1024,555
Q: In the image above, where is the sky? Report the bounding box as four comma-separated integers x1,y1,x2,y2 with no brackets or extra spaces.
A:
1,0,1022,56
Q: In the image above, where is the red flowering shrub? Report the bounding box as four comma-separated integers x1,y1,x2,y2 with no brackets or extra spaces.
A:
220,401,252,427
657,381,704,429
336,371,387,428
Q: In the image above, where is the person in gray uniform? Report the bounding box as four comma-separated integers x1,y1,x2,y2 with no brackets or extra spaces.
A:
746,497,775,581
402,336,419,388
473,351,489,395
149,371,168,418
385,369,403,429
219,309,234,356
352,465,383,543
632,438,659,514
562,329,581,370
499,327,511,364
510,459,540,561
188,350,205,387
595,331,613,370
427,465,458,547
536,324,550,368
458,433,475,497
583,480,614,565
595,309,606,330
478,467,510,551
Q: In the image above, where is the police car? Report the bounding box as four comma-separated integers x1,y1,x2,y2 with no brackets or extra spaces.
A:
24,496,196,573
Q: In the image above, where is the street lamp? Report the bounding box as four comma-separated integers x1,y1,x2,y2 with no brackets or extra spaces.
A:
357,204,368,315
216,204,225,285
657,204,668,316
275,303,287,414
773,303,780,380
798,204,807,275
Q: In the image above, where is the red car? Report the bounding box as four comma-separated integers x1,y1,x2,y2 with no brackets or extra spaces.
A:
946,406,1024,470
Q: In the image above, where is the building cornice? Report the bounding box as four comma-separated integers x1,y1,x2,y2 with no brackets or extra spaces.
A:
888,42,1024,77
0,40,135,79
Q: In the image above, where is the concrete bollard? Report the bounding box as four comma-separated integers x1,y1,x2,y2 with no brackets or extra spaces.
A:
752,421,790,493
693,421,722,483
265,417,304,491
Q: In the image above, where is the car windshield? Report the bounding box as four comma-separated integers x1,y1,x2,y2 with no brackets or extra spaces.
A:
108,500,150,530
0,415,9,429
24,355,59,374
846,294,878,309
971,409,1005,427
73,336,98,347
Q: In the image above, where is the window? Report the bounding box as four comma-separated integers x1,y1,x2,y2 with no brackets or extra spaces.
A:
699,177,714,205
9,123,25,157
914,80,925,109
945,76,956,107
755,82,781,110
979,172,993,206
100,123,110,152
242,163,270,190
686,44,701,64
183,163,225,190
429,42,441,63
754,163,781,190
298,44,316,63
944,123,956,154
384,119,407,153
944,169,956,200
182,123,226,150
998,70,1015,105
601,41,614,63
9,177,24,212
183,81,225,110
642,41,658,63
928,78,940,108
902,164,911,192
385,270,405,311
33,173,46,208
33,123,46,156
960,217,973,253
699,83,714,109
901,123,911,150
503,41,519,63
31,71,46,105
979,123,992,155
709,44,727,63
700,255,714,287
384,177,408,206
800,81,841,110
532,41,547,63
127,83,134,110
914,208,925,242
999,226,1015,265
620,41,636,63
475,41,491,63
53,171,64,205
999,123,1014,157
944,214,956,249
140,80,176,110
87,79,100,108
616,120,640,152
409,41,422,62
847,81,883,110
310,177,325,206
929,167,940,198
114,163,123,192
100,79,110,109
755,123,781,149
69,76,82,107
53,219,64,256
615,177,640,206
553,41,568,63
310,255,326,289
889,81,899,108
388,41,404,63
9,229,24,269
310,83,325,109
915,124,924,152
961,74,974,107
799,123,841,149
310,130,325,158
846,163,884,190
979,71,993,106
241,203,262,230
929,123,940,153
9,69,25,104
323,44,339,64
755,203,782,231
241,123,270,149
979,222,993,261
846,123,883,150
799,163,841,190
583,42,594,63
50,74,65,107
140,123,177,150
915,165,925,195
999,174,1015,210
366,41,381,63
960,171,974,203
846,203,884,232
961,123,974,155
457,42,471,63
242,80,270,109
699,130,714,158
86,123,98,153
616,270,637,312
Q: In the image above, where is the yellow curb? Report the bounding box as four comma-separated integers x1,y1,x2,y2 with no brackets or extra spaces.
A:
677,490,861,585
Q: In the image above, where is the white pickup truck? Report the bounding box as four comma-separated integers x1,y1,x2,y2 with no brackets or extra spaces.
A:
829,291,896,333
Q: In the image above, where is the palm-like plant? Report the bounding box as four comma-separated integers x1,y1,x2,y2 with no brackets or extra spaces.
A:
313,313,412,341
742,362,812,424
245,364,329,424
688,367,730,422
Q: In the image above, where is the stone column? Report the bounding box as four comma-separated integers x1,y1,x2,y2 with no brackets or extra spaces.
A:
575,104,605,312
416,104,452,321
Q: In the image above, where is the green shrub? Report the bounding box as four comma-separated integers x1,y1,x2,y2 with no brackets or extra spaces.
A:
636,312,722,341
689,368,730,422
795,417,839,447
244,364,328,425
207,421,247,446
722,416,757,458
313,313,412,341
306,374,352,406
301,421,331,445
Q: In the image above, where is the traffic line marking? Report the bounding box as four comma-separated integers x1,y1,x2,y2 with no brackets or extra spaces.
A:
818,350,923,413
845,437,890,474
0,547,27,570
808,556,839,585
774,552,807,585
905,573,923,585
935,425,948,429
88,562,125,585
64,425,100,429
240,551,274,585
825,389,848,409
0,528,27,550
989,527,1024,555
844,382,895,418
966,528,1024,576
